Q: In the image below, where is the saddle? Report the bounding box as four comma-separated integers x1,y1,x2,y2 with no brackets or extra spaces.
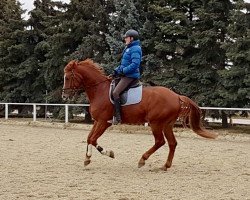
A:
109,78,143,106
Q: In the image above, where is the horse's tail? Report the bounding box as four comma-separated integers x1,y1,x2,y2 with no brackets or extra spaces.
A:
178,95,217,139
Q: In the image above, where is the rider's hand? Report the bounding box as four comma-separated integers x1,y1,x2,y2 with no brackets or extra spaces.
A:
108,74,114,79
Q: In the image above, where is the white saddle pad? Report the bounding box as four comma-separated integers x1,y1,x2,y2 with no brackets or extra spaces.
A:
109,84,142,106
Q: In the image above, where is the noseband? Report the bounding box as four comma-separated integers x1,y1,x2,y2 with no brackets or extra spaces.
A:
62,69,83,94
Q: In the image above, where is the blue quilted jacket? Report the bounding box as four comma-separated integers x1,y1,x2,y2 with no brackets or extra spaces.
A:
114,40,142,79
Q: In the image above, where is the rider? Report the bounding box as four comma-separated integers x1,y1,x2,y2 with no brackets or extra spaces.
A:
112,29,142,125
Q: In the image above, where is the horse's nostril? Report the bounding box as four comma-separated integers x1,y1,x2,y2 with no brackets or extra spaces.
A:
62,97,68,101
62,94,67,101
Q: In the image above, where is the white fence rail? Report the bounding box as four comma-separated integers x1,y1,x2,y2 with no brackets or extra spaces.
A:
0,103,249,124
0,103,89,123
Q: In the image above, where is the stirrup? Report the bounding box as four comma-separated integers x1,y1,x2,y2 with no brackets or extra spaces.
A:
107,116,121,125
113,116,121,125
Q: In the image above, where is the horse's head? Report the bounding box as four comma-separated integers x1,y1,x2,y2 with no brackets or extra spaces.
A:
62,60,83,100
62,59,110,101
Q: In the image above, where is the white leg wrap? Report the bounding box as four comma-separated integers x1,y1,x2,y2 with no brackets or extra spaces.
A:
87,144,93,157
96,145,110,156
102,149,110,156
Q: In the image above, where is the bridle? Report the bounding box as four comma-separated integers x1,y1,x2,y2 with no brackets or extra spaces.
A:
62,69,109,95
62,69,83,94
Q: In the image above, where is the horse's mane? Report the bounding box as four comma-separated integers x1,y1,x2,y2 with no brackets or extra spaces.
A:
78,59,106,76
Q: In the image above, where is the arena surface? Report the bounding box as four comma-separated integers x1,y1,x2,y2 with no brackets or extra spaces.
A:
0,121,249,200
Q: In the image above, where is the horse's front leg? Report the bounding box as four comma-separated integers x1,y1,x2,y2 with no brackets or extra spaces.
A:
84,120,112,166
84,121,97,166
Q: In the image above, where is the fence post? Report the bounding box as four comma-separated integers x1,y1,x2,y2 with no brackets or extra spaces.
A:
65,105,69,123
33,104,36,122
5,103,8,120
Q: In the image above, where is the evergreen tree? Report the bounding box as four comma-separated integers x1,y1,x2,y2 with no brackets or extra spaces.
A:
0,0,67,103
18,0,66,103
1,0,249,112
43,0,114,103
141,0,233,107
103,0,143,74
69,0,114,62
140,0,201,91
218,0,250,107
178,0,233,105
30,0,68,103
0,0,26,102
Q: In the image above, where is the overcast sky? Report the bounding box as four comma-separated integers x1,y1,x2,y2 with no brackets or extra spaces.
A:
19,0,70,14
19,0,70,19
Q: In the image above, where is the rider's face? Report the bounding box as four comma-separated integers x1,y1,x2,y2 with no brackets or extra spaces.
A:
124,36,133,45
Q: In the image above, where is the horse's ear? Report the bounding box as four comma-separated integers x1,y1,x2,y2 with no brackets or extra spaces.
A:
72,60,78,70
65,60,78,72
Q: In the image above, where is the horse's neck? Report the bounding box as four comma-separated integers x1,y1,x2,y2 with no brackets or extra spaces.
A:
79,69,109,103
84,80,110,104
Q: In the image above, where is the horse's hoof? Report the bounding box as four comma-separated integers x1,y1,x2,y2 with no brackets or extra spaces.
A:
165,161,171,169
84,159,91,166
160,166,168,171
109,151,115,158
138,158,145,168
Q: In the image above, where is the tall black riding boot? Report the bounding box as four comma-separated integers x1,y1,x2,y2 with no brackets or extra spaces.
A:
113,98,121,125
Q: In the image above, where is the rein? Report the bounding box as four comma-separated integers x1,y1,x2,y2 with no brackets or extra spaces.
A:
84,79,109,89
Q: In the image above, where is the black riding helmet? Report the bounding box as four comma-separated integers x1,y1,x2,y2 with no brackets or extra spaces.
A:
123,29,139,40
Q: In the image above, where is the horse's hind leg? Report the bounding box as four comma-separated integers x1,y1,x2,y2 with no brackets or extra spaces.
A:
162,123,177,170
138,122,165,168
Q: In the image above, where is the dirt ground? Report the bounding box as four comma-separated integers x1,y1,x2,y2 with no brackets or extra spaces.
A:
0,120,249,200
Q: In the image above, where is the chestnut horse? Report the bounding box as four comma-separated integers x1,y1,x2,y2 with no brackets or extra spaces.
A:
62,59,217,170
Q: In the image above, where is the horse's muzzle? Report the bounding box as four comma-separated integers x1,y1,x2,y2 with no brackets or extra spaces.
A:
62,88,82,101
62,93,69,101
62,89,71,101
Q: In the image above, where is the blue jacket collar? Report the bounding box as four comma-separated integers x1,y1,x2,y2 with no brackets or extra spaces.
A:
127,40,140,48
